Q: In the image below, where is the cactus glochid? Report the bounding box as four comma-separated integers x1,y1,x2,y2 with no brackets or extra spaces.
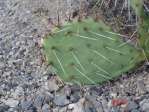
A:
42,18,144,84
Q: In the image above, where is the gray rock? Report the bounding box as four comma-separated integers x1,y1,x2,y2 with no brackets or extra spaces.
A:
37,92,54,104
65,87,71,97
124,87,135,95
19,48,26,55
41,110,49,112
59,107,67,112
43,97,53,105
0,2,7,10
13,106,19,111
2,98,19,107
21,100,33,110
85,106,93,112
85,101,95,112
0,105,9,111
0,70,2,76
93,101,103,112
113,106,120,112
44,81,59,92
23,74,33,81
0,88,6,96
52,107,60,112
0,62,4,69
42,103,50,110
3,71,11,76
107,100,113,108
131,109,140,112
137,81,147,94
139,99,149,111
98,94,108,104
8,108,14,112
7,82,17,89
37,93,46,101
71,85,80,92
126,99,138,110
13,59,22,65
34,99,42,107
89,86,103,95
85,93,98,103
120,89,126,96
70,92,80,102
53,95,71,106
135,96,146,104
11,86,24,99
146,84,149,91
103,108,112,112
68,99,85,112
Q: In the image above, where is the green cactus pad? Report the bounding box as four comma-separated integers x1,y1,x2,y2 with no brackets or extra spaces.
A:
138,24,149,59
43,19,143,84
130,0,143,17
130,0,149,59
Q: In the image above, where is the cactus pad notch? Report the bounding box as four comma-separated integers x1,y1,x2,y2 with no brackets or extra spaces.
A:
43,18,143,84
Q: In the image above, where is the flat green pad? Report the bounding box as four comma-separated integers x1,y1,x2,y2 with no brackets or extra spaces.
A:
138,25,149,59
130,0,149,59
43,19,143,84
138,14,149,59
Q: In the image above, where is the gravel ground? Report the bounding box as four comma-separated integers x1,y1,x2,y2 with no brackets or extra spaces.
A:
0,0,149,112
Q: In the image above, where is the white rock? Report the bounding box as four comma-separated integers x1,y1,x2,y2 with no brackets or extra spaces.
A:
0,62,4,69
68,99,85,112
0,88,6,96
110,92,117,99
2,98,19,107
42,103,50,110
120,85,124,88
13,59,22,65
11,86,24,99
44,80,59,92
107,100,113,108
8,60,13,66
3,71,11,76
139,99,149,111
59,107,67,112
146,84,149,91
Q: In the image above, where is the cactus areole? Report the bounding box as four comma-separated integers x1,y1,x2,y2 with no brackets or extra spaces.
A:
42,19,144,84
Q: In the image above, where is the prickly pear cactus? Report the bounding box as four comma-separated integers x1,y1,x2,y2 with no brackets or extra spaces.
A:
138,21,149,59
130,0,149,59
42,19,143,84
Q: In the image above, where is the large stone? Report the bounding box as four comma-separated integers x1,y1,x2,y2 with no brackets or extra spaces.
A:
0,105,9,111
44,81,59,92
70,92,80,102
2,98,19,107
21,100,33,110
42,103,50,110
3,71,11,76
139,99,149,111
68,98,85,112
53,95,71,106
0,62,4,69
126,99,138,110
33,99,42,107
137,81,147,94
